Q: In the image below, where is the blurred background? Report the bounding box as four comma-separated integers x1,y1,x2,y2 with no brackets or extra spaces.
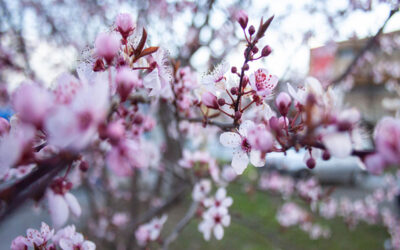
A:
0,0,400,249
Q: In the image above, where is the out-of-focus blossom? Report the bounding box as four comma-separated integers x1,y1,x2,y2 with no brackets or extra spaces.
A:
12,83,54,127
53,225,96,250
192,179,212,202
198,207,230,241
47,189,81,228
143,48,173,98
116,67,139,101
277,202,307,227
45,77,109,150
116,13,135,39
275,92,291,116
135,215,167,246
95,32,120,63
204,188,233,209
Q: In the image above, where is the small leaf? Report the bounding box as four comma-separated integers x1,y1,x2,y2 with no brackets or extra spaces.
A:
139,46,159,58
135,28,147,57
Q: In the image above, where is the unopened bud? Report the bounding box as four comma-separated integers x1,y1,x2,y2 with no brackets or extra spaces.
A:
306,158,316,169
322,150,331,161
248,25,255,36
217,98,226,106
261,45,272,57
252,46,259,54
243,63,249,71
231,66,237,74
236,10,248,30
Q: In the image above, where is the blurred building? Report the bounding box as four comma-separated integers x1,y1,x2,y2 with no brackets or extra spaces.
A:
309,31,400,124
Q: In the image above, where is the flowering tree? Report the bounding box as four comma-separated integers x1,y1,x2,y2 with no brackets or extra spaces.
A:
1,3,400,250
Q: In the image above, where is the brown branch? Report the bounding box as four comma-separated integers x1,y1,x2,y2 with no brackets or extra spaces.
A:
331,8,398,84
162,201,198,250
180,117,235,130
0,153,77,223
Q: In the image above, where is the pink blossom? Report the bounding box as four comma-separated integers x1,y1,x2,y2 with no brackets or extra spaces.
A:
247,124,274,152
47,190,81,228
116,66,139,101
25,222,54,248
0,117,10,136
275,92,291,116
201,91,219,109
0,123,35,176
95,32,120,63
201,62,229,91
198,206,230,241
277,202,307,227
374,117,400,164
45,77,109,150
249,69,278,99
204,188,233,209
143,48,173,98
192,179,212,202
221,165,237,182
12,83,53,127
54,225,95,250
111,212,129,227
235,10,248,29
116,13,135,39
11,236,27,250
53,73,82,105
364,153,386,175
135,215,168,246
220,120,265,174
107,139,149,176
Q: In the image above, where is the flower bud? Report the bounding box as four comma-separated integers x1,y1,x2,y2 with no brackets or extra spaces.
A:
248,25,255,36
252,46,259,54
95,32,121,64
306,158,316,169
201,92,219,109
116,67,138,102
236,10,248,29
243,63,249,71
261,45,272,57
242,75,249,89
231,66,237,74
230,87,238,95
322,150,331,161
79,161,89,172
275,92,292,116
217,98,226,106
116,13,135,39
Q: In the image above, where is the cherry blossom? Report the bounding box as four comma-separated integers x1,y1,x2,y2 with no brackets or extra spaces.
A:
53,225,95,250
135,215,168,246
143,48,173,98
192,179,212,202
47,189,81,228
249,68,278,99
204,188,233,210
198,206,231,241
94,32,120,63
115,13,135,39
220,120,265,174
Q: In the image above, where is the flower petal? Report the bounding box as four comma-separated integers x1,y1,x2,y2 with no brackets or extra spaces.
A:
213,224,224,240
220,132,241,148
231,149,249,174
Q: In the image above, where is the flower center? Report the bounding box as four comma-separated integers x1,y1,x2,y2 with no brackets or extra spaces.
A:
214,214,221,224
241,138,251,153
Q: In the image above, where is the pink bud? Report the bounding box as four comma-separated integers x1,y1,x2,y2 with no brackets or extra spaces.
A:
116,67,139,101
107,120,125,144
275,92,291,116
364,153,386,175
236,10,248,29
116,13,135,39
95,32,120,64
0,118,10,136
247,126,274,152
374,117,400,164
201,92,219,109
